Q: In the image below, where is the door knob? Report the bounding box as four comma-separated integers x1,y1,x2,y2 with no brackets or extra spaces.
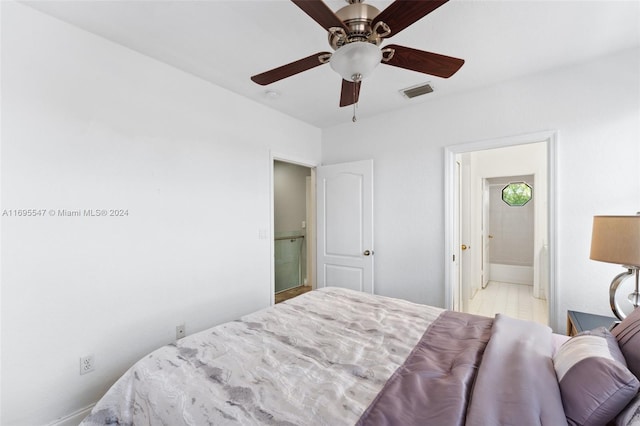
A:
461,244,468,250
488,235,494,239
363,250,374,256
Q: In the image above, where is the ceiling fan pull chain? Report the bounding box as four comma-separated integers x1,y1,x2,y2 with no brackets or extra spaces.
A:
352,75,359,122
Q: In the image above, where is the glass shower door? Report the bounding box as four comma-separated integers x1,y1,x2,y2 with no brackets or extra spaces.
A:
274,234,305,293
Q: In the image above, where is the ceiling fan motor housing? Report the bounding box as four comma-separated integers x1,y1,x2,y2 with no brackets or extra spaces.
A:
329,3,382,50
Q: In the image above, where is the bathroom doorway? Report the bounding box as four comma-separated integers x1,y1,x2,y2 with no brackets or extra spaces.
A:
273,160,315,303
461,145,547,325
445,131,557,329
468,174,548,324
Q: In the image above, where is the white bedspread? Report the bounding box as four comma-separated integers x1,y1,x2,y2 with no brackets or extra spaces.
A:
80,287,444,425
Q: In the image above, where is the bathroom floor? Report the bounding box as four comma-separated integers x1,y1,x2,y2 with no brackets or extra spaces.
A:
275,285,313,304
467,280,548,326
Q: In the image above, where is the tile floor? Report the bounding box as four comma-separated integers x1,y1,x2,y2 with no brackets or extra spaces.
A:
275,285,313,304
466,280,548,326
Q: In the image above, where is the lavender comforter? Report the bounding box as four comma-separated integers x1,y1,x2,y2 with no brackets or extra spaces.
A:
358,312,565,425
81,288,566,426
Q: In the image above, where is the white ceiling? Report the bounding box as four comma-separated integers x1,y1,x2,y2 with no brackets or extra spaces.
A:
23,0,640,128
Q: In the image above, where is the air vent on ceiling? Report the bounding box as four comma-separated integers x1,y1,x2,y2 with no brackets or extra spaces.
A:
401,82,434,99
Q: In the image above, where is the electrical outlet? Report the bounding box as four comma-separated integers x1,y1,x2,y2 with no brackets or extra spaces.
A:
176,324,186,340
80,354,95,375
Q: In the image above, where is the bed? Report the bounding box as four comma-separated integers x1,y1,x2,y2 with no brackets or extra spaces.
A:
80,287,640,425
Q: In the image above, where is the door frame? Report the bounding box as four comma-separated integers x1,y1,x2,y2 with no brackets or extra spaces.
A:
270,152,318,306
481,178,490,290
443,130,559,330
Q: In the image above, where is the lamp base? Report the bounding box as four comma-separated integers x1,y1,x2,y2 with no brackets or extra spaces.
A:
610,266,640,320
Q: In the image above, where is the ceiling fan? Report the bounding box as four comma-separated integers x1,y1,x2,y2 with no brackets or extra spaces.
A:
251,0,465,116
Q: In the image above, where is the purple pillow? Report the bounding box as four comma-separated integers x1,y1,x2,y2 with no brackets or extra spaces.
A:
615,394,640,426
612,307,640,379
553,327,639,425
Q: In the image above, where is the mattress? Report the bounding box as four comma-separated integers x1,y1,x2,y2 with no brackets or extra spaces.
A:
80,287,640,426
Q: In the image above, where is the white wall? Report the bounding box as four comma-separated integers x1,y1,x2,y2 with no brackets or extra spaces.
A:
322,47,640,331
274,161,311,234
273,161,311,291
488,176,535,267
469,145,546,298
0,3,321,425
488,176,535,286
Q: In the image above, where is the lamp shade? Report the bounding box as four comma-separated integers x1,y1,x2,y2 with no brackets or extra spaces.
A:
590,215,640,267
329,41,382,82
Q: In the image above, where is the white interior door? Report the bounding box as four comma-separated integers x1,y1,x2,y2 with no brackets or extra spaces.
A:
316,160,374,294
453,160,461,311
482,179,491,289
460,157,472,308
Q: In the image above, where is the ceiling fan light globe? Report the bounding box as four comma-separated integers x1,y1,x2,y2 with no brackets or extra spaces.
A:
330,42,382,82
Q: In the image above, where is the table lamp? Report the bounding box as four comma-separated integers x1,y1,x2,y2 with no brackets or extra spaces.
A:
590,214,640,319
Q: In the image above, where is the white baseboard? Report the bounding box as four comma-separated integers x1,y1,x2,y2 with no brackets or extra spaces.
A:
47,404,94,426
490,263,533,285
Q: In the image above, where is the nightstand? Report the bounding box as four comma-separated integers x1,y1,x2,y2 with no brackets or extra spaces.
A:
567,310,618,336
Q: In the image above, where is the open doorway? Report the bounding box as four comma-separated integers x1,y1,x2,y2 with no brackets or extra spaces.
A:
467,174,548,323
445,131,557,330
272,160,315,304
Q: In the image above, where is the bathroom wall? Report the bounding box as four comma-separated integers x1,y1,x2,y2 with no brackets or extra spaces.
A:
273,161,311,291
488,175,535,285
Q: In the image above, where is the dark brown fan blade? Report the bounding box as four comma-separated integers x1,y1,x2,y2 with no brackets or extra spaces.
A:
251,52,331,85
382,44,464,78
339,79,361,107
372,0,448,38
291,0,349,32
